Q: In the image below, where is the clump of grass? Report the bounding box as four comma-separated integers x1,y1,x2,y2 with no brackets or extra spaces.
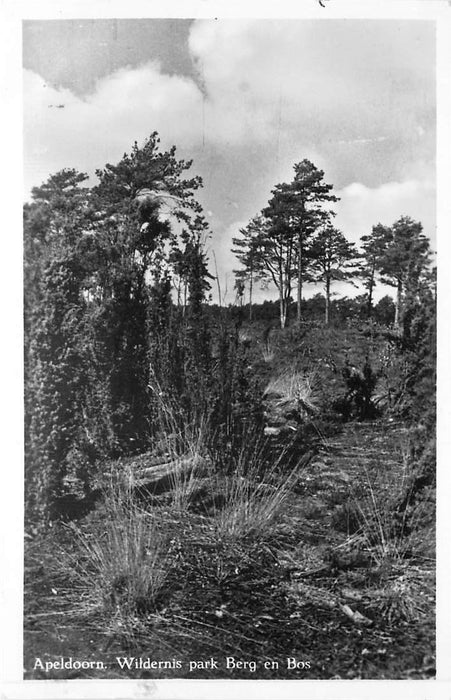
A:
261,343,275,363
342,441,435,569
65,484,171,618
344,477,407,567
264,369,318,416
147,375,213,512
262,348,275,363
146,382,309,545
374,567,435,624
238,329,252,346
206,434,306,543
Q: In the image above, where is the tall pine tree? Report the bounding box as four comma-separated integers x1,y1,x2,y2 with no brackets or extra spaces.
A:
377,216,432,329
308,226,358,325
264,160,339,322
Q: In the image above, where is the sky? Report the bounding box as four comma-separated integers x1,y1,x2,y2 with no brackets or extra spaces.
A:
23,18,436,303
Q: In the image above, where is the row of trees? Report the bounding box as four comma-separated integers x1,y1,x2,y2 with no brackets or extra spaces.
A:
233,160,434,328
225,294,397,327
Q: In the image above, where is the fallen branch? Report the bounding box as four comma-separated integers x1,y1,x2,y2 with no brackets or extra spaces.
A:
339,603,373,626
130,455,211,492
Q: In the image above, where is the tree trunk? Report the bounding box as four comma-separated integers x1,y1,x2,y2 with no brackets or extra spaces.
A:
279,295,286,329
297,235,302,323
367,263,375,318
249,268,253,322
394,279,402,328
182,283,187,317
367,282,373,318
279,275,286,329
325,276,330,325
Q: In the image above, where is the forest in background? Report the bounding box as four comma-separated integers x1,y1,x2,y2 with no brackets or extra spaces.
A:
23,133,436,679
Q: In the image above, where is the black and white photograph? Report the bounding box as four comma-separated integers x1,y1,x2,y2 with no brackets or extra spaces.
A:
1,0,450,697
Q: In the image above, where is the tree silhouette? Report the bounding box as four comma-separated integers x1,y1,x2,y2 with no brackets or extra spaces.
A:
309,226,358,325
359,223,391,318
264,160,339,322
377,216,432,329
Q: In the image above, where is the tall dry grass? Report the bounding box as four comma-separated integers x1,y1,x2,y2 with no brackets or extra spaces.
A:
264,369,318,415
63,483,171,620
209,436,302,542
347,443,434,566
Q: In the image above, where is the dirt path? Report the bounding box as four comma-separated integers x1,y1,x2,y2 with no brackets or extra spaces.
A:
272,418,435,679
279,419,408,544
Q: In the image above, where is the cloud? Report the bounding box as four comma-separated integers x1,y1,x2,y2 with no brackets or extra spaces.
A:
335,179,436,247
23,64,204,193
24,19,435,191
188,20,434,165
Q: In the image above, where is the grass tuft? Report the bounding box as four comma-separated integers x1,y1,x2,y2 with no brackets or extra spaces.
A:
264,369,318,415
64,484,171,618
210,437,302,542
339,442,435,570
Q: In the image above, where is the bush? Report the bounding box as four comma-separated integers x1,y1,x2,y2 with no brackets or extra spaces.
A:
332,358,380,421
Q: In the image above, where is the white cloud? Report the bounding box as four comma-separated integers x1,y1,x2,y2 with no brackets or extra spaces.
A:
335,179,436,248
188,19,434,154
24,64,204,193
24,19,435,194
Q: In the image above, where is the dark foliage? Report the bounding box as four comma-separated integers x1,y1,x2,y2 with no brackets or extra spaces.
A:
336,358,380,421
24,136,213,524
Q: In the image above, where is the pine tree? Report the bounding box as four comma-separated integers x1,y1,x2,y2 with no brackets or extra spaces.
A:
308,226,358,325
233,161,339,328
377,216,432,329
256,213,297,329
86,133,207,450
264,160,339,322
359,224,391,317
232,216,267,323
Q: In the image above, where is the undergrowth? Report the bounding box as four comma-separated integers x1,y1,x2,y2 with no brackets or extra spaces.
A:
24,321,435,679
56,408,307,644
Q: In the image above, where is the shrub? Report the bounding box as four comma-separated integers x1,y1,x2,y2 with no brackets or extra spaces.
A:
333,358,380,420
